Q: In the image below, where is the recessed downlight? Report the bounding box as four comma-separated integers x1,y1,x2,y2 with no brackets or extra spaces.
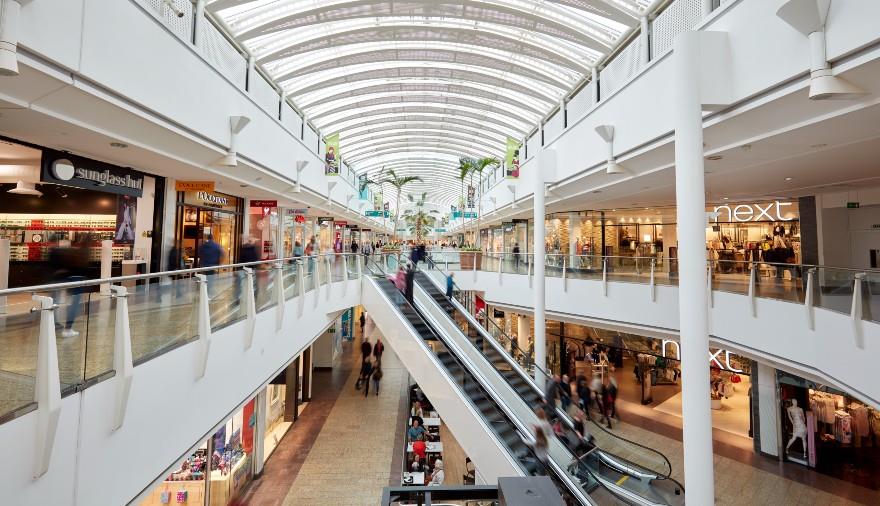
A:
810,143,828,149
706,155,723,161
723,197,729,200
785,177,793,181
110,142,128,148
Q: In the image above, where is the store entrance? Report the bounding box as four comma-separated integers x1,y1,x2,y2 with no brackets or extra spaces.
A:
177,206,237,268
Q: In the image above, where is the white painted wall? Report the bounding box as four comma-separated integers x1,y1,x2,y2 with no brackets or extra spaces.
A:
0,278,360,506
440,270,880,409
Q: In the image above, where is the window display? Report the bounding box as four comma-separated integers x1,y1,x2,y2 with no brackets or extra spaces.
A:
175,191,243,269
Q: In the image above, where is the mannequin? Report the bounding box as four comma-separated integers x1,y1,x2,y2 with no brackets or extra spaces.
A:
785,399,807,457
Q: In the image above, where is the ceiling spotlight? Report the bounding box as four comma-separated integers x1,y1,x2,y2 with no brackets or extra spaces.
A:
110,142,128,149
706,155,723,161
219,115,251,167
8,181,42,197
723,197,729,200
776,0,867,100
785,177,794,181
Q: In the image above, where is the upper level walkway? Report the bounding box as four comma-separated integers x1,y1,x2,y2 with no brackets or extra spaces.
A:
0,253,361,506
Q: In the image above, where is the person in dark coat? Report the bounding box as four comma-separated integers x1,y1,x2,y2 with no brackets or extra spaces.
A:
236,236,260,303
361,339,373,360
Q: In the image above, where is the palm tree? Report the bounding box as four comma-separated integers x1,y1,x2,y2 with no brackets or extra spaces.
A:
460,156,501,247
360,168,422,241
457,157,473,244
403,208,438,243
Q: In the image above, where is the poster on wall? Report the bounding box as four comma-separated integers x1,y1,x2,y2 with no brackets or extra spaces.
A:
505,137,521,179
114,195,137,244
324,133,340,175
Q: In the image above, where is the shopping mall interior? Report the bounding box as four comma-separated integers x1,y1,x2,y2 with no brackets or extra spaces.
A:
0,0,879,505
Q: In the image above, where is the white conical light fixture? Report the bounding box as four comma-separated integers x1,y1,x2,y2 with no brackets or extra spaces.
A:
218,115,251,167
776,0,866,100
8,180,42,196
595,125,627,174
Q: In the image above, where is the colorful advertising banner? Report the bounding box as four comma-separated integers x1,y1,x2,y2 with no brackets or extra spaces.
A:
358,174,370,200
505,137,521,179
374,191,383,211
467,185,475,208
324,133,340,175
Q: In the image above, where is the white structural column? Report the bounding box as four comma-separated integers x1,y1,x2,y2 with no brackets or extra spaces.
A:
533,154,547,389
673,31,729,505
516,314,529,352
568,212,579,267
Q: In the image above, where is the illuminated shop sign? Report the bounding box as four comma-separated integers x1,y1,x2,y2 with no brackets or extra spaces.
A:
712,201,794,223
41,149,145,198
661,340,744,373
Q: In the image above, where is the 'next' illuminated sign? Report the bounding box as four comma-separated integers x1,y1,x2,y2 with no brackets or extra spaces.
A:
712,201,794,223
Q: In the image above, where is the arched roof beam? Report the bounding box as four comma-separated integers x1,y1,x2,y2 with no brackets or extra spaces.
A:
344,132,505,155
252,22,594,72
300,80,554,114
226,0,622,55
546,0,643,26
346,141,494,164
306,89,546,120
347,145,490,165
337,116,519,143
271,47,576,90
344,135,504,160
312,103,533,136
286,63,563,102
342,126,508,147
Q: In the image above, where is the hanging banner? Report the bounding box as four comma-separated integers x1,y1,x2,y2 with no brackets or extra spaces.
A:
358,174,370,200
324,133,340,175
383,202,390,213
467,185,475,208
374,191,383,211
505,137,521,179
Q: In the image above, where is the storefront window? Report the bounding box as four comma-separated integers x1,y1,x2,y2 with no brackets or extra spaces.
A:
175,191,243,268
247,203,278,260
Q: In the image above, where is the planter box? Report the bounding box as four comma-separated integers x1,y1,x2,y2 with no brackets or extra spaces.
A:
460,252,483,270
710,398,723,410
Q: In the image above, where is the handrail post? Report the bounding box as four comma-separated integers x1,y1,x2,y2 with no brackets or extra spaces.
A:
243,267,256,348
297,262,305,316
748,262,757,317
32,294,61,479
707,260,713,308
851,272,866,348
804,267,815,330
194,273,212,379
602,257,608,297
498,253,503,283
527,255,532,287
275,262,285,332
649,258,656,302
472,253,477,281
562,257,567,292
110,285,133,431
343,255,349,296
313,257,321,307
326,256,332,300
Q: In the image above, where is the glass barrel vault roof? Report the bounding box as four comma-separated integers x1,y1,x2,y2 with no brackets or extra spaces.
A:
210,0,650,208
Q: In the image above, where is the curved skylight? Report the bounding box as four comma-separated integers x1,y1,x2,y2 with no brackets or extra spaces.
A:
210,0,647,208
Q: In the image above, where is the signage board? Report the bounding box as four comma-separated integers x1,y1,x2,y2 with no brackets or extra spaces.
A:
317,216,334,225
175,180,215,192
711,201,795,223
452,211,478,219
365,210,389,217
434,228,447,233
250,200,278,208
285,208,309,216
661,340,744,373
181,190,241,212
334,221,348,227
847,202,860,209
41,149,145,198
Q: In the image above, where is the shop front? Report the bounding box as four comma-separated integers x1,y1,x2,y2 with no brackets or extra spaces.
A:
0,138,165,288
138,399,256,506
174,190,243,269
247,200,279,260
776,371,880,490
281,208,311,258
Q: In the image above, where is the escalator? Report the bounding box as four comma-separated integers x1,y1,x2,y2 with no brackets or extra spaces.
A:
414,267,685,506
362,264,615,505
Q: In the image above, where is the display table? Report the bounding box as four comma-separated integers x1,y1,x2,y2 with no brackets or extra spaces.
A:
138,479,205,506
208,455,251,506
121,260,147,288
407,442,442,453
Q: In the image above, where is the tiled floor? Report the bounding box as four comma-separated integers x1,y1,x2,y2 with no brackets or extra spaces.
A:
239,329,408,506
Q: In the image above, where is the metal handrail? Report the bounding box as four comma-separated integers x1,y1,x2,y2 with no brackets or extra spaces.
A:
0,252,359,297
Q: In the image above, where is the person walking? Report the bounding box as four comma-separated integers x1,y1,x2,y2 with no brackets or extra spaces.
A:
446,272,454,298
512,243,521,272
166,245,184,299
236,235,259,304
361,357,374,397
404,263,415,304
361,338,373,361
373,338,385,361
531,407,553,471
359,311,366,338
607,376,619,421
371,358,382,395
199,233,224,297
429,460,445,486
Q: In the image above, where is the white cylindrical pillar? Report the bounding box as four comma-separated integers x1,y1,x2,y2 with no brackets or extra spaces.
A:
252,389,267,476
516,314,529,352
192,0,207,47
0,237,8,313
568,212,579,267
673,33,716,505
533,155,547,389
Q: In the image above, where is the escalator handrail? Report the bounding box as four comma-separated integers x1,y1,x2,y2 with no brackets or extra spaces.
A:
402,278,597,506
364,274,529,475
422,256,678,484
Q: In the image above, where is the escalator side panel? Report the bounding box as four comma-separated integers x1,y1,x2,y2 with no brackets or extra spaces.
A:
361,278,524,481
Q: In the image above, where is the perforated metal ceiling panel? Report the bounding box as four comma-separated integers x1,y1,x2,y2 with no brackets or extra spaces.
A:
211,0,646,207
